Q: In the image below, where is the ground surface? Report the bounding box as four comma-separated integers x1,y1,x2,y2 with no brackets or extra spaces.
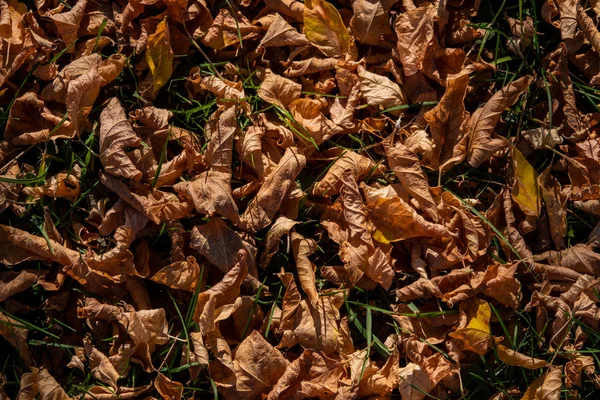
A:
1,0,600,399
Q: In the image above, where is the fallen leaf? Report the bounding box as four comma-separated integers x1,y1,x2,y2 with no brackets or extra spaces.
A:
424,71,470,172
394,5,435,76
211,330,289,399
350,0,397,45
146,17,174,97
267,349,347,399
154,373,183,400
467,75,534,167
449,298,492,355
303,0,351,57
259,13,310,47
358,65,407,115
99,98,143,182
258,69,302,109
512,147,541,217
291,232,319,305
241,147,306,232
496,343,548,370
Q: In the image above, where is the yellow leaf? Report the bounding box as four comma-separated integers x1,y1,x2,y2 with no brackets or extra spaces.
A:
146,17,174,97
449,299,491,355
512,148,541,217
304,0,351,57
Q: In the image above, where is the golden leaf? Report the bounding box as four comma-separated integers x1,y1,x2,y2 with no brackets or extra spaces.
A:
146,17,174,97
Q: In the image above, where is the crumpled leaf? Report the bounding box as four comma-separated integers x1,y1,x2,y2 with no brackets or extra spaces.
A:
424,71,470,172
5,93,76,145
312,149,385,197
258,69,302,110
240,147,306,232
394,5,435,76
211,330,289,399
260,216,298,267
267,349,347,399
0,311,31,365
85,340,120,388
291,232,319,305
99,98,143,182
100,172,193,225
190,218,257,278
150,256,200,292
49,0,88,49
174,105,240,225
0,269,44,302
23,172,81,202
467,75,534,167
259,13,310,47
384,135,439,221
350,0,397,45
358,65,407,114
17,367,71,400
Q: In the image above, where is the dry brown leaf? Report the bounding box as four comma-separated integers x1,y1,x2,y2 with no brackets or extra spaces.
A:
539,168,567,249
49,0,88,50
154,373,183,400
358,65,407,115
384,135,439,221
150,256,200,292
193,250,248,325
0,311,31,365
99,98,143,182
267,349,347,399
496,343,548,370
367,195,450,243
424,71,470,172
312,149,385,197
0,224,79,266
333,171,395,289
211,330,289,399
100,172,193,225
394,5,435,76
241,147,306,231
84,340,120,388
81,385,152,400
202,9,260,50
23,172,81,202
260,216,298,267
258,69,302,110
544,42,587,140
467,75,534,167
5,93,76,145
0,270,44,302
259,13,309,47
190,218,257,278
17,367,71,400
291,232,319,305
174,105,240,224
350,0,397,45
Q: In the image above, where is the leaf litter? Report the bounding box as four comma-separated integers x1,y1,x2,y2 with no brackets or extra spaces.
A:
1,0,600,399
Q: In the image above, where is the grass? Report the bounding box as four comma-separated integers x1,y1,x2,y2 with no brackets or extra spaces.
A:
1,0,600,399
